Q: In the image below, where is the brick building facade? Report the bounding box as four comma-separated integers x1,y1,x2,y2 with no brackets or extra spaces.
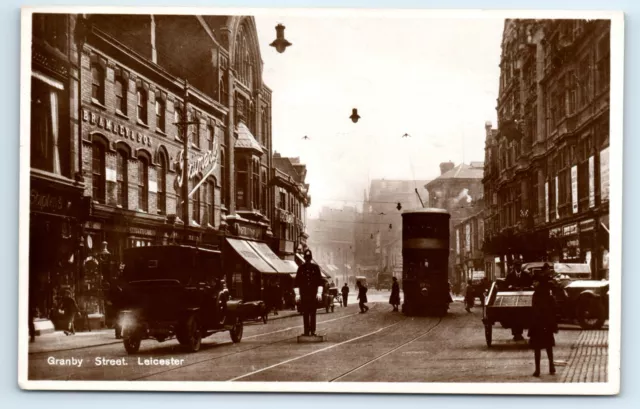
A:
483,19,610,279
28,14,306,314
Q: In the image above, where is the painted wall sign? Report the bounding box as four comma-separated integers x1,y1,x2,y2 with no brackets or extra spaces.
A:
31,188,72,215
83,109,152,148
236,224,262,240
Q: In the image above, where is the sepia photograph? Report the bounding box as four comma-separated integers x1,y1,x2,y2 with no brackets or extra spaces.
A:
19,7,623,394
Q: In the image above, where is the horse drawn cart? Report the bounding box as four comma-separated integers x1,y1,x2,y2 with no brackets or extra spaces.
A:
482,280,534,347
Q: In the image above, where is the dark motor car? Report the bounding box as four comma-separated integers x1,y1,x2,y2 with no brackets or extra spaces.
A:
118,245,244,354
522,262,609,330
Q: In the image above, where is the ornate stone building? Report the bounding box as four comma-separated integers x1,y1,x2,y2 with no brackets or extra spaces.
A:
483,19,610,279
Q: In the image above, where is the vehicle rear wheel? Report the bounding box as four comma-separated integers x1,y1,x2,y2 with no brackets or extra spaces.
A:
179,316,202,352
123,335,141,354
577,296,605,330
230,319,243,343
484,323,492,347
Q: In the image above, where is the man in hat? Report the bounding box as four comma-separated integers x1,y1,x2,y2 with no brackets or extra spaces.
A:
295,249,324,336
505,259,533,290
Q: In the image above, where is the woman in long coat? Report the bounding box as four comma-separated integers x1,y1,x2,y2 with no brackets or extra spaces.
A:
389,277,401,311
528,270,558,377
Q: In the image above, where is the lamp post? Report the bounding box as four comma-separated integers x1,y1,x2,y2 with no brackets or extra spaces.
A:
98,241,111,317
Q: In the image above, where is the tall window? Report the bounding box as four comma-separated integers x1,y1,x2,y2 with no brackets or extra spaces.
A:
116,150,128,208
91,64,104,103
92,143,106,203
157,153,166,214
220,149,226,206
252,160,260,210
136,88,147,123
207,125,214,151
115,78,126,114
193,177,201,223
155,99,165,132
207,180,216,226
174,106,183,139
279,190,286,209
236,158,248,209
190,110,199,147
138,156,149,211
261,108,268,145
261,169,267,214
31,77,61,173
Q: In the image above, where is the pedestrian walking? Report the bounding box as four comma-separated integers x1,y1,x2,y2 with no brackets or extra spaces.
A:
528,265,558,377
389,277,400,311
464,279,475,313
295,249,324,336
341,283,349,307
60,290,79,336
357,281,369,313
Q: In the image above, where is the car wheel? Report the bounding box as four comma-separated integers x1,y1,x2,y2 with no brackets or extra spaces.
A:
577,296,605,330
123,335,141,354
230,319,243,343
179,316,202,352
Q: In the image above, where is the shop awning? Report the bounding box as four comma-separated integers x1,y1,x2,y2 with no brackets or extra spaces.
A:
294,253,331,278
226,238,276,274
247,241,298,274
283,260,300,277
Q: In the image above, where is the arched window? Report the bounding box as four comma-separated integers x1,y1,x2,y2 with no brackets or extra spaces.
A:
136,88,147,123
220,149,226,206
138,156,149,212
92,142,106,203
155,99,165,132
157,151,167,214
116,150,128,208
91,64,104,103
261,108,268,146
115,78,127,114
252,160,260,210
193,177,201,224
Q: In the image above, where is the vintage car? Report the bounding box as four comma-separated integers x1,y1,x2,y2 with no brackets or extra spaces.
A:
238,300,269,324
295,286,335,313
522,262,609,330
118,245,244,354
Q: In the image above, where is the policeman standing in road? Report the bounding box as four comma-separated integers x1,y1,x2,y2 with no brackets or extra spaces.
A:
295,249,324,336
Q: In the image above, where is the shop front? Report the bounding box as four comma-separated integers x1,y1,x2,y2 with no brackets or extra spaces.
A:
29,171,85,327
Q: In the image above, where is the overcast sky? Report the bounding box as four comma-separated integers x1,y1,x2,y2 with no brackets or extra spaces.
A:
253,15,504,217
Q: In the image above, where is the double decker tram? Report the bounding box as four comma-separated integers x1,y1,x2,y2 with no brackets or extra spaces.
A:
401,208,451,316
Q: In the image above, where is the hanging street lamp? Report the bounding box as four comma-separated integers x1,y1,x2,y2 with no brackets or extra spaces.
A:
396,202,402,211
350,108,360,123
270,24,292,53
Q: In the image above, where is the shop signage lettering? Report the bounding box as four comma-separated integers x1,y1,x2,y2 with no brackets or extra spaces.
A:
30,188,70,214
589,156,595,208
82,109,152,148
237,225,261,240
279,209,294,224
571,165,578,214
563,223,578,237
175,148,219,192
580,219,595,232
549,227,562,238
111,225,155,236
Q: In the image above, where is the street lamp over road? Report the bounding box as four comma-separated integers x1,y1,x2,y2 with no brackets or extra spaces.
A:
350,108,360,123
270,24,292,53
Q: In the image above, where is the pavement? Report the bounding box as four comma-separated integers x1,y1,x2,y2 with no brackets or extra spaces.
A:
27,294,608,383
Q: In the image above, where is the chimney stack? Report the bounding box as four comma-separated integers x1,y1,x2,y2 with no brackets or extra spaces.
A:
439,161,455,175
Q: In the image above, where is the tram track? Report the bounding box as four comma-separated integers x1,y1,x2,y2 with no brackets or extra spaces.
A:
131,309,368,381
329,316,444,382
